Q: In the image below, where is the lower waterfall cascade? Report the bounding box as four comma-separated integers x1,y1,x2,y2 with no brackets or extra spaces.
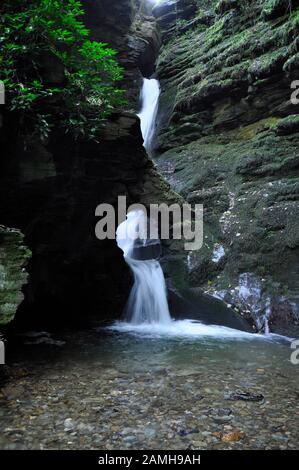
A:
116,209,171,325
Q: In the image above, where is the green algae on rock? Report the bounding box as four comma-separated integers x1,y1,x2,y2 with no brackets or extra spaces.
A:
0,226,31,325
153,0,299,331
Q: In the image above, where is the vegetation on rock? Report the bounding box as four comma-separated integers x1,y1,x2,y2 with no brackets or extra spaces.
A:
154,0,299,328
0,0,126,141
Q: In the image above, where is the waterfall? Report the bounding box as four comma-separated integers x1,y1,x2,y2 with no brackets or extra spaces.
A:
113,210,289,339
109,74,286,339
138,78,160,154
116,210,171,325
114,78,169,326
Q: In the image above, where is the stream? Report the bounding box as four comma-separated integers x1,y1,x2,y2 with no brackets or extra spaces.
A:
0,327,298,450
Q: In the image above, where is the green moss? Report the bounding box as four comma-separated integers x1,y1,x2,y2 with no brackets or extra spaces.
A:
165,258,189,291
0,226,31,325
234,118,281,140
248,47,288,79
229,29,252,48
205,16,226,47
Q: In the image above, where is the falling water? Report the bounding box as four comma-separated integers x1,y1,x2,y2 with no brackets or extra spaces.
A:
137,78,160,153
116,210,171,325
111,77,292,341
114,211,290,341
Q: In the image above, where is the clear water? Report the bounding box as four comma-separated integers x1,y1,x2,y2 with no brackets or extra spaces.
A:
1,326,298,450
95,328,294,373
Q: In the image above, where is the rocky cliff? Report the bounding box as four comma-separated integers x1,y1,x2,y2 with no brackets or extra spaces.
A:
1,0,298,333
0,0,175,326
83,0,161,104
153,0,299,332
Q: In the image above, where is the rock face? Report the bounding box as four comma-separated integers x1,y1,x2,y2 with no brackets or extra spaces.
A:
153,0,299,331
84,0,161,105
0,0,176,326
0,226,31,325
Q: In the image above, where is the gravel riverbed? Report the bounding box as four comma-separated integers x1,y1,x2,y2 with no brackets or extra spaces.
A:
0,327,298,450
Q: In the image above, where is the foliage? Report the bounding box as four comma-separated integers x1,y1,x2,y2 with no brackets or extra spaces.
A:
0,0,126,141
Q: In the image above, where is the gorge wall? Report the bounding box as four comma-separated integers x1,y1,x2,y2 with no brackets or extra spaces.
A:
153,0,299,332
0,0,176,327
1,0,299,334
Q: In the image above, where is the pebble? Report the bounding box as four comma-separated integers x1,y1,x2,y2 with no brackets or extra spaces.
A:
64,418,75,432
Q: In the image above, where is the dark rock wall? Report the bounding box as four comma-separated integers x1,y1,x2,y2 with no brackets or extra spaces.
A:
153,0,299,331
83,0,161,105
0,0,175,326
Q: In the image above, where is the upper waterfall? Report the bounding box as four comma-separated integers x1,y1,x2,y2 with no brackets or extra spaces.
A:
137,78,160,154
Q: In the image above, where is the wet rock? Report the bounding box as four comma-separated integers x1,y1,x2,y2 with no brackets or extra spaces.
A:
123,435,137,444
225,390,264,402
77,423,94,435
215,0,240,15
20,331,51,338
2,384,25,400
24,337,66,347
64,418,75,432
143,427,157,439
0,226,31,325
262,0,292,21
208,407,234,423
274,115,299,136
221,431,246,442
178,428,199,437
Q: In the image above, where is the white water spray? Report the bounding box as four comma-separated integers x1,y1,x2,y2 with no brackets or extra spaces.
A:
138,78,160,153
116,210,171,325
114,212,291,341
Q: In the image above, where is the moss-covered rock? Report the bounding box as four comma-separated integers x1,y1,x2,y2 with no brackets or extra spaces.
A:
0,226,31,325
215,0,240,15
274,114,299,134
154,0,299,331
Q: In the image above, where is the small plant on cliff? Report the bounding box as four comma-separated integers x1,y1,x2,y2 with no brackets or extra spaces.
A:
0,0,126,141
